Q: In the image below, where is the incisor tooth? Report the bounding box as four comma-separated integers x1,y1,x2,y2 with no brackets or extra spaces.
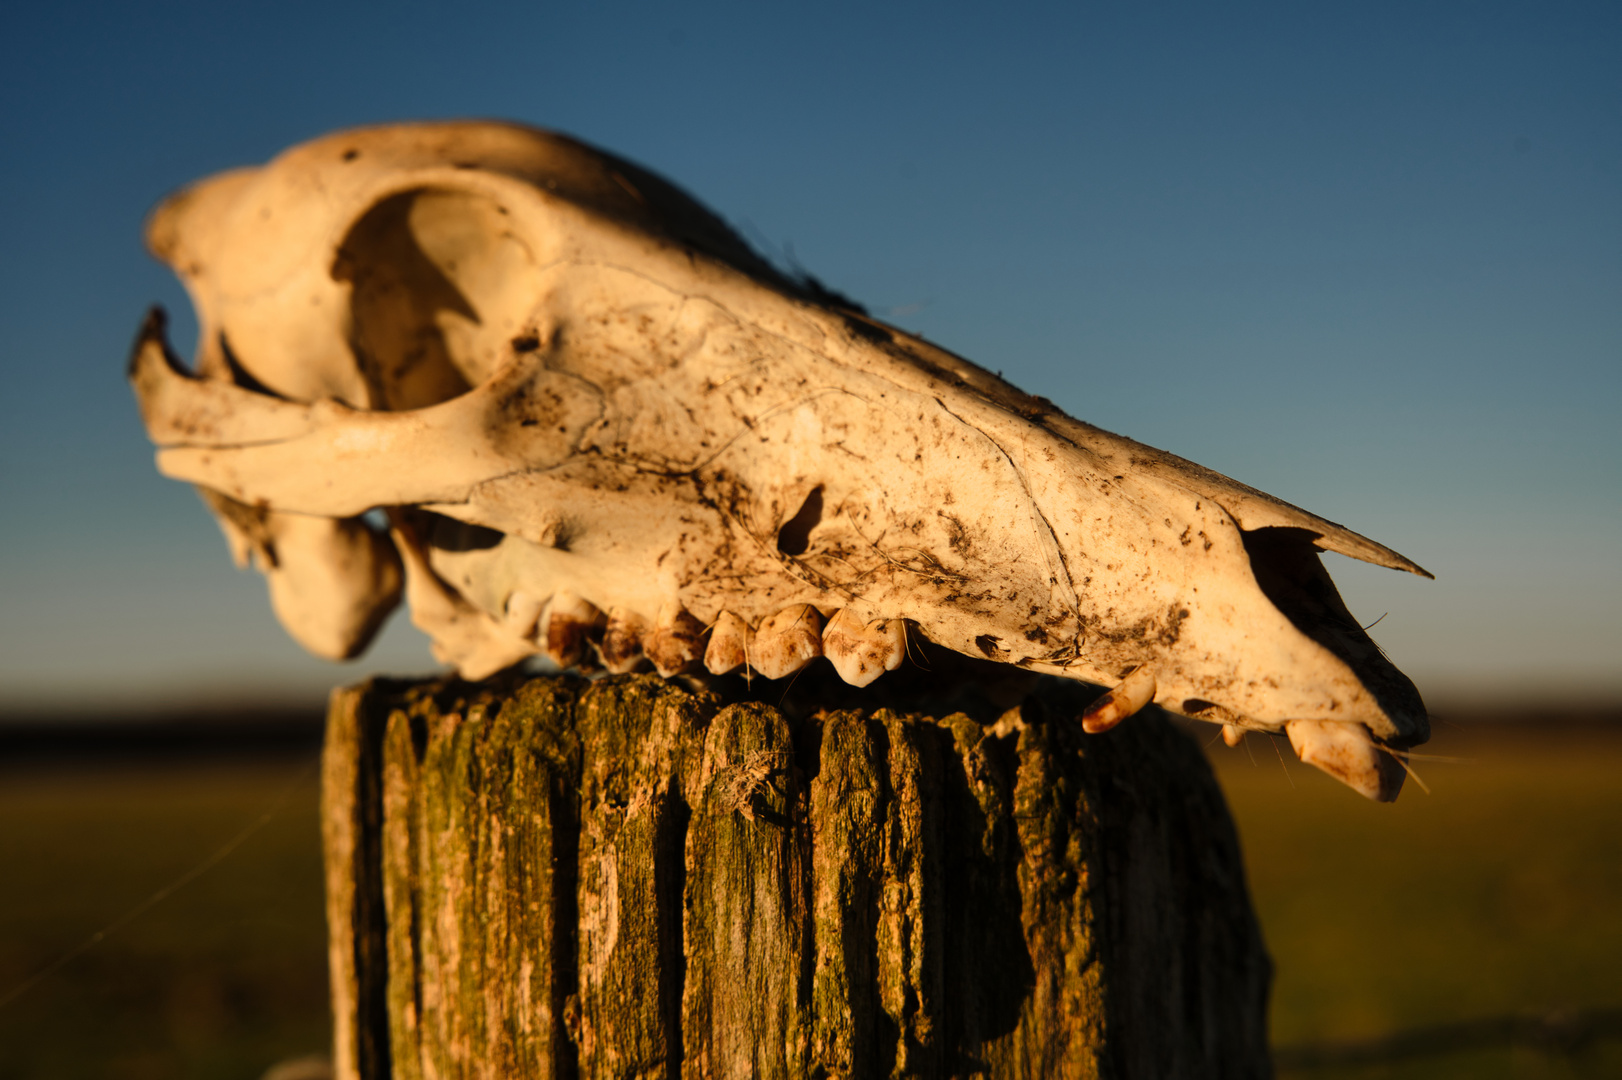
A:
1222,723,1245,748
704,611,751,676
599,606,650,674
642,602,707,677
822,609,905,687
749,604,824,680
1285,719,1406,803
1080,665,1158,734
538,591,606,670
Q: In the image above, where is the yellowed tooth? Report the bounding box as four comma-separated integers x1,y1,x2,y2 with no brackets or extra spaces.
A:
599,606,650,674
538,590,605,670
704,611,752,676
1222,723,1245,748
1080,665,1158,734
749,604,824,680
822,609,904,687
1285,719,1406,802
642,602,707,677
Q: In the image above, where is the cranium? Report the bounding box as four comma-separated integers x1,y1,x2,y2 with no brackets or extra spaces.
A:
129,121,1431,800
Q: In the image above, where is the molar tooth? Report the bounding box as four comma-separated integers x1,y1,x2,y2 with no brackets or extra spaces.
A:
704,611,752,675
642,602,707,677
749,604,824,680
538,590,606,670
1221,723,1245,747
822,609,905,687
599,606,650,673
1080,665,1158,734
1285,719,1405,802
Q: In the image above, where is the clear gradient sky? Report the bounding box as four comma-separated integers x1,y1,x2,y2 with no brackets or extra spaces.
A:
2,1,1618,714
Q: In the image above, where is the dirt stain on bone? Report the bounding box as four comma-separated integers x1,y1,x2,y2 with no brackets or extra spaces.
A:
938,512,972,556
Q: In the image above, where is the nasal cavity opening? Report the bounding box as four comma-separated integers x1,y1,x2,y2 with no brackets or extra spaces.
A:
1240,525,1427,730
776,486,824,556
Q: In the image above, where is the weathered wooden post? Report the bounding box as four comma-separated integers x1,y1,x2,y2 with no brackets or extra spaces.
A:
322,670,1272,1079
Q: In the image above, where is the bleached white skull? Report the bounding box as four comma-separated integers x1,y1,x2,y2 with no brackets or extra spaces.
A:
129,121,1431,800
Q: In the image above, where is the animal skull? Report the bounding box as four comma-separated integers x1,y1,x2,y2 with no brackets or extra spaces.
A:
129,121,1431,800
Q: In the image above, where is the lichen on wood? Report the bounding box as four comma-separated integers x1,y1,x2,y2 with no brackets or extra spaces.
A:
324,671,1271,1079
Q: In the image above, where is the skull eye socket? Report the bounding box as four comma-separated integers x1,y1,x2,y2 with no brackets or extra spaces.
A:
332,187,542,410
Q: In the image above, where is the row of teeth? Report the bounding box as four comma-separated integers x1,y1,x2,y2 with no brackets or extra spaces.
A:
476,575,1402,799
502,593,908,687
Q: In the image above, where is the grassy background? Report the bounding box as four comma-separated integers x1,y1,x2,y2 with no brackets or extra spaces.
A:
0,717,1618,1078
0,761,329,1080
1213,719,1622,1078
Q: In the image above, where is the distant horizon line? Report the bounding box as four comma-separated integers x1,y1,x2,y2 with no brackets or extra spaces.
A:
3,681,1618,728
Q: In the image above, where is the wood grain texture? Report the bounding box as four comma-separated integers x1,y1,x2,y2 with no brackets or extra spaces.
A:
324,672,1271,1079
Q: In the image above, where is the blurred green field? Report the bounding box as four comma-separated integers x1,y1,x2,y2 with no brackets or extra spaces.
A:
1212,721,1622,1078
0,720,1618,1078
0,760,330,1080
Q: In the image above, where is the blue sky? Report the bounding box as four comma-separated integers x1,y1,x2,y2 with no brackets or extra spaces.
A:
2,1,1618,713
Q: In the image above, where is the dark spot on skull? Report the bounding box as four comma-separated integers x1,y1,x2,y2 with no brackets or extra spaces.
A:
975,634,1007,658
511,333,541,353
1157,605,1190,646
776,486,824,557
342,148,359,162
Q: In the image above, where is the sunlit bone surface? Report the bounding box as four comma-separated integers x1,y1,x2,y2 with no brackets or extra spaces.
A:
129,121,1431,800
